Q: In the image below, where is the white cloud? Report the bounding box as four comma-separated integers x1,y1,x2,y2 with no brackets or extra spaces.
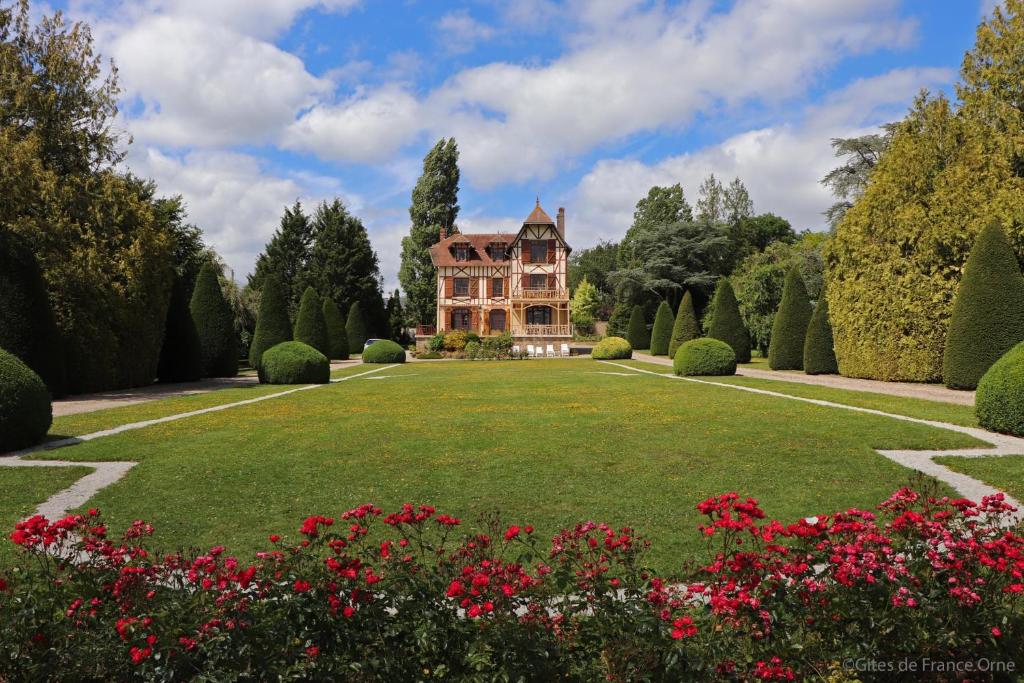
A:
569,67,954,247
436,10,496,53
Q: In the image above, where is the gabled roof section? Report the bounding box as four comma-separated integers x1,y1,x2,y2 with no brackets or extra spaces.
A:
428,232,515,267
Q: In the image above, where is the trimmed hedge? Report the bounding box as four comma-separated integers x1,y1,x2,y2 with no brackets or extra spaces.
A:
649,301,675,356
249,274,292,369
626,305,650,350
322,297,349,360
347,302,369,353
803,295,838,375
591,337,632,360
976,341,1024,436
943,222,1024,390
0,229,66,397
668,291,700,358
768,266,812,371
673,338,737,377
0,348,52,452
362,339,407,364
189,263,238,378
293,288,329,356
260,341,329,384
157,277,203,383
707,279,751,364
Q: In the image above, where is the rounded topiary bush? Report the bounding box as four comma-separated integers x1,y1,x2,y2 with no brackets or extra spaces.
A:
362,339,407,364
0,348,52,452
673,338,737,377
591,336,632,360
976,342,1024,436
259,342,329,385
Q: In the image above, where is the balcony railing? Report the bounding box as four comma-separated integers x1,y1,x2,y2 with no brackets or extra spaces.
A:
514,288,567,300
415,324,437,336
515,324,572,337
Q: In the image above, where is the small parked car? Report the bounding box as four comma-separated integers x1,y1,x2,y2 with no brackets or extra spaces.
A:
363,339,385,351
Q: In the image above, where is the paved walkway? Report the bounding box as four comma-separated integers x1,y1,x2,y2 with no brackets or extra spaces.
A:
631,352,975,406
51,361,362,416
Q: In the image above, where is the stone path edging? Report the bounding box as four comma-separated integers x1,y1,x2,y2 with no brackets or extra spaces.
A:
1,365,397,519
602,360,1024,515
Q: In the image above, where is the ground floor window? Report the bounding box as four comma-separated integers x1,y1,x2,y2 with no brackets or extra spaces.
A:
526,306,552,325
451,308,472,330
489,309,506,332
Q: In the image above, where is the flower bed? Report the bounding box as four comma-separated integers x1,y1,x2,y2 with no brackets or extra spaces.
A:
1,488,1021,680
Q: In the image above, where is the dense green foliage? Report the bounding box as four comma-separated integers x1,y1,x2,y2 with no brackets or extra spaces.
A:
568,241,619,301
590,337,632,360
259,342,329,385
827,3,1024,380
803,296,839,375
322,298,349,360
649,301,675,355
293,288,329,356
768,267,812,371
606,302,632,338
189,263,238,378
626,305,650,349
570,278,602,334
976,342,1024,435
707,279,751,364
385,290,406,344
248,275,293,369
668,291,700,358
157,277,203,383
0,348,52,452
821,132,892,230
942,223,1024,389
0,229,66,396
347,302,370,352
673,338,737,377
362,339,407,364
248,202,314,318
400,138,460,325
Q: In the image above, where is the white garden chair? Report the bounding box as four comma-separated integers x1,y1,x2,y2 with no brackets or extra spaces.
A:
560,343,570,357
526,344,536,357
512,344,521,356
546,344,555,357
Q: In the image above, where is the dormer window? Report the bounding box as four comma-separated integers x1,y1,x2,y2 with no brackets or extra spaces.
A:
454,243,470,261
489,243,506,261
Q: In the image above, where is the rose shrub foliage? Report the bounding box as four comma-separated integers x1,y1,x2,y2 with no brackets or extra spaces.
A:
1,488,1021,680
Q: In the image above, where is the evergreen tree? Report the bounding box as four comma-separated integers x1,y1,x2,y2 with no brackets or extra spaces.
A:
385,290,406,344
943,222,1024,389
695,174,726,223
248,274,292,369
707,279,751,363
626,305,650,350
400,138,460,326
619,184,693,266
323,297,349,360
293,287,329,356
248,201,314,316
607,299,632,338
157,276,203,383
0,229,67,396
649,300,675,355
190,262,238,377
669,290,700,357
347,301,370,352
723,177,754,225
804,295,839,375
768,266,813,370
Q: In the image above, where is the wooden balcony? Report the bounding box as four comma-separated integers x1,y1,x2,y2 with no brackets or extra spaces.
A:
415,324,437,336
513,288,567,301
514,324,572,337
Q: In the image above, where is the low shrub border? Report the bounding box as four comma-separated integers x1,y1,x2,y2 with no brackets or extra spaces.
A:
2,488,1020,680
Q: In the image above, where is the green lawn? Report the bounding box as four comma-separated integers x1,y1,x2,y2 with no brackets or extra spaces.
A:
0,466,93,566
9,358,989,573
935,456,1024,502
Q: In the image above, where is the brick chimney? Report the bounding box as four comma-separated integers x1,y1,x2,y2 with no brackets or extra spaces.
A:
556,207,565,238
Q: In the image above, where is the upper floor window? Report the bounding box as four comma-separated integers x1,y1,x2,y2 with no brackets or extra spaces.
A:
530,274,547,290
491,277,504,297
454,243,470,261
528,240,547,263
489,243,506,261
454,277,470,296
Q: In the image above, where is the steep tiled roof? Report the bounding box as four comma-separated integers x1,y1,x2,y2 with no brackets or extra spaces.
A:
428,232,515,267
524,199,555,225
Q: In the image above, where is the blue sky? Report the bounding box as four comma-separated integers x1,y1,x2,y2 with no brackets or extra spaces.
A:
54,0,991,290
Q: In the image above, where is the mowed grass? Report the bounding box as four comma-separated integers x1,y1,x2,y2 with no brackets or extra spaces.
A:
17,359,986,572
935,456,1024,502
0,466,93,566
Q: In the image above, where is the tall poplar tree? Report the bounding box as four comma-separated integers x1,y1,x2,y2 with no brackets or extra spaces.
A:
399,138,460,326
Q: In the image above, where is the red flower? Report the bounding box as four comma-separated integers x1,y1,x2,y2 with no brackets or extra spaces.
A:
342,606,355,618
306,645,319,658
670,616,697,640
992,627,1002,638
446,580,464,598
269,534,280,543
505,525,521,540
293,580,311,593
129,646,152,664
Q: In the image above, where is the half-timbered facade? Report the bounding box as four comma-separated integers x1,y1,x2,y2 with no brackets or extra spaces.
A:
426,200,572,342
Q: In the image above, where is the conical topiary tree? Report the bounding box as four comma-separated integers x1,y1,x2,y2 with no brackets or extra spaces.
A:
157,276,203,383
626,305,650,350
707,278,751,364
0,229,66,396
189,262,238,377
768,265,812,370
248,274,292,369
943,222,1024,390
668,290,700,358
347,301,369,353
293,287,329,356
323,297,349,360
649,300,675,356
803,294,838,375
